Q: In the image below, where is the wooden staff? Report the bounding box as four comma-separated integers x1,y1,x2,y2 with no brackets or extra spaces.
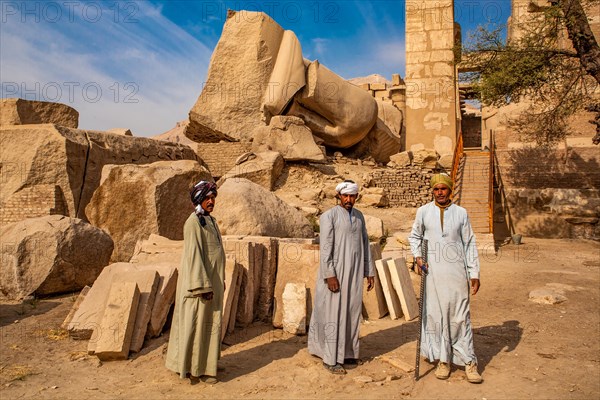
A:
414,239,428,381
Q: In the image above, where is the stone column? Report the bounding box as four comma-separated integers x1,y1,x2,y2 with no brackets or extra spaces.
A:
405,0,459,154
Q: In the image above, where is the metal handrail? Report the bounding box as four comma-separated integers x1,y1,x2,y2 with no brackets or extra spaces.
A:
488,130,494,234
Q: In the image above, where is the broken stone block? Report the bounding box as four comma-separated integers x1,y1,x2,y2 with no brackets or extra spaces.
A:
0,98,78,128
61,286,90,330
528,288,567,304
282,282,307,335
94,281,140,361
222,260,241,341
145,263,179,338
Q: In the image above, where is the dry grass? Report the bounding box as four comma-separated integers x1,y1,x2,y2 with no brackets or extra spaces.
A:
34,328,69,341
0,365,35,382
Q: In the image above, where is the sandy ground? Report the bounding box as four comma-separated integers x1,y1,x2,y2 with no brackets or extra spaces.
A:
1,237,599,399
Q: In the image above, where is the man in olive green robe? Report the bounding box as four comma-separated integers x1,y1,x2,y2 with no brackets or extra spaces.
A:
166,181,225,383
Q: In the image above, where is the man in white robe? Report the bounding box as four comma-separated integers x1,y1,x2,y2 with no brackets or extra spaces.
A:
166,181,225,384
308,180,374,374
408,173,482,383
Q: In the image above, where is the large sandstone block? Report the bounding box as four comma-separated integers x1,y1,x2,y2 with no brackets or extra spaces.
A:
243,236,279,321
185,10,285,142
252,116,326,163
86,160,212,262
0,124,200,222
1,98,78,128
213,178,314,238
94,281,140,361
223,239,256,327
273,241,319,328
130,234,183,264
220,151,284,191
0,215,113,300
282,282,307,335
363,214,385,240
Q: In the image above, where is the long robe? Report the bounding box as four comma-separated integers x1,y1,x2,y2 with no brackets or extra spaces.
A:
408,201,480,366
165,212,225,378
308,205,373,366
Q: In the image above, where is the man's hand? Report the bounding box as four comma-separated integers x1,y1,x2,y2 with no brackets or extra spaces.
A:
366,276,374,291
415,257,428,275
470,279,480,295
200,291,214,301
326,277,340,292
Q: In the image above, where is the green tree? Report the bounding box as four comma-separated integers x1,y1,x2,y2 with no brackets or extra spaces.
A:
463,0,600,146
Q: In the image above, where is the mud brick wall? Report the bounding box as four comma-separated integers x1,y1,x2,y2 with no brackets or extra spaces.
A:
0,185,67,224
195,142,252,178
369,167,433,207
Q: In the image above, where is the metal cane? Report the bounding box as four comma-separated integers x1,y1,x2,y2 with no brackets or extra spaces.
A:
414,239,428,381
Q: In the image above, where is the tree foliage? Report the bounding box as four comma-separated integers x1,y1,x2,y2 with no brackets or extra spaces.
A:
462,0,600,146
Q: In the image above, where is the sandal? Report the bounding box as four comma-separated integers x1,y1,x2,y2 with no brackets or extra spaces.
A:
344,358,364,365
323,362,346,375
200,375,218,384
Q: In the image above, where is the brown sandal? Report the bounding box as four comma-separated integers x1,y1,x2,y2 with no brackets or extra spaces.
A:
323,362,346,375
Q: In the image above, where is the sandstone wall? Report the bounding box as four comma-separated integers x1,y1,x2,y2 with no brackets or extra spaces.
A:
368,167,433,208
0,185,67,225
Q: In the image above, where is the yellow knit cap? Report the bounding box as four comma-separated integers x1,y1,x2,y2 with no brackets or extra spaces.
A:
430,173,453,190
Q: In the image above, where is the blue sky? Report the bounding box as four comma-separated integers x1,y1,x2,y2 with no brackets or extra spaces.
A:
0,0,511,136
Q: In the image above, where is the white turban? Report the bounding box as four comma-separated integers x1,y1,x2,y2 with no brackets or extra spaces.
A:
336,181,359,195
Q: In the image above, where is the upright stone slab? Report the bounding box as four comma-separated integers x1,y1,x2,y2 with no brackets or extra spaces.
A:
145,263,179,338
273,240,320,328
94,281,140,361
88,269,159,354
282,282,307,335
386,258,419,321
223,238,256,327
244,236,279,321
362,243,388,320
404,0,458,152
375,258,403,320
61,286,90,330
222,260,241,341
227,267,243,335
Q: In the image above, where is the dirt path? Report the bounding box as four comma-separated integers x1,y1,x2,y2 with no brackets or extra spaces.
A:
1,238,598,399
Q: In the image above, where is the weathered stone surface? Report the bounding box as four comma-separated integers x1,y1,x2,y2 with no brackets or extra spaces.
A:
273,242,319,328
67,262,176,340
437,153,454,170
222,259,242,340
390,151,412,167
113,270,159,353
223,239,255,327
214,178,314,238
61,286,90,330
1,98,78,128
0,124,200,222
282,282,307,335
288,60,378,148
362,243,388,320
94,281,140,361
0,215,113,300
86,160,211,262
360,193,389,208
227,264,243,335
363,214,385,239
130,234,183,264
252,116,326,162
375,258,402,320
144,263,179,338
185,11,284,143
386,258,419,321
243,236,279,321
412,148,438,168
220,151,284,191
107,128,133,136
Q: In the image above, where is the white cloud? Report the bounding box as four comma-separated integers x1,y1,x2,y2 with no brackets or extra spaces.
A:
0,1,214,136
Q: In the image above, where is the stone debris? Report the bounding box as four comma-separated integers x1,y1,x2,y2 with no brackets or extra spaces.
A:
282,282,307,335
528,288,567,304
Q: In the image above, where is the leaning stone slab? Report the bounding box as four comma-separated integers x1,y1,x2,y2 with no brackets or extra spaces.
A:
145,263,179,338
61,286,91,330
362,243,388,320
94,281,140,361
222,260,241,341
375,258,402,320
227,265,243,335
242,236,279,321
386,258,419,321
282,282,307,335
223,238,256,327
273,241,319,328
